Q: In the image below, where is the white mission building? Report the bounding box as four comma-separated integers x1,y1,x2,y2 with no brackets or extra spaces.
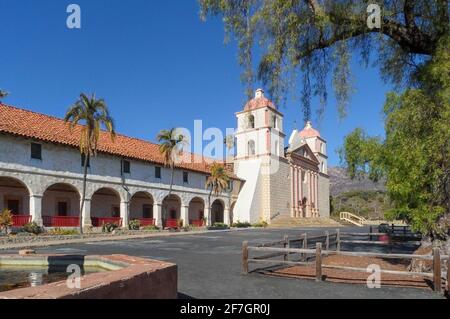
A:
0,89,329,229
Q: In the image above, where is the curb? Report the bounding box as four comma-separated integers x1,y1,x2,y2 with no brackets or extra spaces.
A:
0,228,246,251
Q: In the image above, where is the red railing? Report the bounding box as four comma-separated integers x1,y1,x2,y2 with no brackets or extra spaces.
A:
91,217,123,227
12,215,32,226
43,216,80,227
190,219,204,227
164,219,180,229
138,218,155,226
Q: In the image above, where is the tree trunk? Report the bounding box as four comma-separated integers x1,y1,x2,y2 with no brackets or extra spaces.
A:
208,188,213,226
79,153,89,235
163,166,175,229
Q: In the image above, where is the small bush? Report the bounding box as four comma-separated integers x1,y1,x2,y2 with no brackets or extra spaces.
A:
142,225,160,231
128,219,141,231
252,221,268,228
23,222,44,235
46,228,79,236
102,222,119,233
208,222,229,230
232,221,251,228
0,209,13,234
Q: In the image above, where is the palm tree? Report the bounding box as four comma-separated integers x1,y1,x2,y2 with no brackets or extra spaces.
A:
0,90,8,102
65,93,115,234
157,128,187,227
206,163,230,225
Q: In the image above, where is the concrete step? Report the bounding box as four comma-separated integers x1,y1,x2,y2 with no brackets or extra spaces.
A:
269,216,343,228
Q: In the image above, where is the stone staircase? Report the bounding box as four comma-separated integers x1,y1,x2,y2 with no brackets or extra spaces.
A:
269,214,343,228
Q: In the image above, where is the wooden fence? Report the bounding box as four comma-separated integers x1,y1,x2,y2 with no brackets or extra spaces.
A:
242,230,449,295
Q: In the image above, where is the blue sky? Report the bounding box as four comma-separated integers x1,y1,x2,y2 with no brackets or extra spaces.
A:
0,0,390,166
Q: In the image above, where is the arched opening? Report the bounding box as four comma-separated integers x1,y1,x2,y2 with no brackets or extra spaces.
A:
248,140,256,156
0,176,31,226
211,199,224,224
129,192,154,226
91,188,122,227
162,194,181,228
188,197,205,227
247,114,255,129
42,183,80,227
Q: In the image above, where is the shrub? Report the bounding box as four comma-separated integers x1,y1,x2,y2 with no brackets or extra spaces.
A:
47,228,79,236
378,223,392,234
142,225,160,231
23,222,44,235
252,221,268,228
232,221,251,228
0,209,13,234
128,219,141,231
102,222,119,233
208,222,229,230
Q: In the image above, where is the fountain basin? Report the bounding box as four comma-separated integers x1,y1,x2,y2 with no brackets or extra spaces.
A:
0,254,177,299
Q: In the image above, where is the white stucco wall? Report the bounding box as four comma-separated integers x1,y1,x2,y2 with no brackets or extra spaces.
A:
0,133,234,226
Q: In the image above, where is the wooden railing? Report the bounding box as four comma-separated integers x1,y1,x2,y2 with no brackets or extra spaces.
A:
242,231,449,295
137,218,155,227
11,215,32,226
43,216,80,227
340,212,367,227
164,219,180,229
190,220,204,227
91,217,123,227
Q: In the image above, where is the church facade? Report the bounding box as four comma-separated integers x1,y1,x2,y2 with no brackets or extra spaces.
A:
0,89,329,228
232,89,330,224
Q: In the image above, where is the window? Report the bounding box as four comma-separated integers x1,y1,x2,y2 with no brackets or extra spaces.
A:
155,166,162,179
247,114,255,129
122,160,131,174
31,143,42,160
248,140,256,156
227,181,233,192
183,171,189,183
112,206,120,218
57,202,68,216
81,154,90,167
7,200,19,215
143,205,153,218
271,115,278,129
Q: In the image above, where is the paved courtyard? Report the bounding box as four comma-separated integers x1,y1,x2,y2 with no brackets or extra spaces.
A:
1,227,443,299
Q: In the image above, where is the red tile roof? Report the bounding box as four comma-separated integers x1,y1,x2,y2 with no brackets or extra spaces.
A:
244,97,277,112
299,121,321,138
0,103,237,177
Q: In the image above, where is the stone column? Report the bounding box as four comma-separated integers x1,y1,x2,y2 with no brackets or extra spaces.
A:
290,165,295,217
181,205,189,227
204,206,211,226
82,198,92,227
154,202,162,228
30,194,43,226
120,201,129,228
0,193,4,211
224,207,230,226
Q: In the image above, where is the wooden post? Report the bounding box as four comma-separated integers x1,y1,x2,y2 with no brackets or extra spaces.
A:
316,242,322,282
433,248,441,293
447,254,450,294
325,231,330,251
242,241,249,274
336,229,341,251
302,233,308,261
369,225,373,241
283,235,289,261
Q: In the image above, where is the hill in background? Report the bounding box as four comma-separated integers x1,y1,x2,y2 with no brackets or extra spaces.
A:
328,167,390,219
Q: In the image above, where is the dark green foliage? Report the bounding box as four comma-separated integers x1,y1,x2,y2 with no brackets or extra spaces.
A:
23,222,44,235
102,223,119,233
128,219,141,231
200,0,449,121
331,190,392,219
